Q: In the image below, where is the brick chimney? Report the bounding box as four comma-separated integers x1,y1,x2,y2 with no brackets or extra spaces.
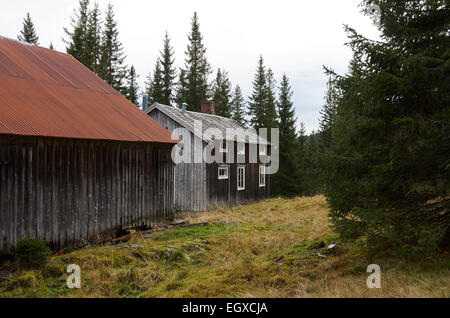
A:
201,101,215,115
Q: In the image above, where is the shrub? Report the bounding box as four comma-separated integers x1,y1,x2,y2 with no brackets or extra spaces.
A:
16,271,38,288
14,238,52,268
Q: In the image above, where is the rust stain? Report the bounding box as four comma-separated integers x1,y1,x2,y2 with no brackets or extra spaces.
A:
0,38,178,144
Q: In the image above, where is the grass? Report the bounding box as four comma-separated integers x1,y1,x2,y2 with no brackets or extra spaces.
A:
0,195,448,298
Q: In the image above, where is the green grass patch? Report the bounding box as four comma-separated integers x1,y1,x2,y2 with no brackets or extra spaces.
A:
153,222,242,241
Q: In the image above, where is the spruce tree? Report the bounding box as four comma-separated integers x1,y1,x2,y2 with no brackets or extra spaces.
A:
231,85,246,125
18,13,39,45
264,68,278,128
174,68,188,108
271,74,301,196
277,75,297,146
64,0,90,65
49,42,54,50
125,65,139,105
248,56,278,130
302,129,321,195
212,68,232,117
180,12,211,111
147,60,165,104
85,3,102,73
318,75,339,148
324,0,450,256
159,31,177,106
247,55,267,129
98,3,127,93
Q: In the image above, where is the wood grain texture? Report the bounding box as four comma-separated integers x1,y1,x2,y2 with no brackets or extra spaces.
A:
0,135,175,253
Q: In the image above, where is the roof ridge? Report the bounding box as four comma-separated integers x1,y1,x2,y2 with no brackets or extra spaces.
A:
158,103,244,125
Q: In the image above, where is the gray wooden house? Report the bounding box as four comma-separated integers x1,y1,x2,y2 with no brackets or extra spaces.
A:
0,37,177,253
146,101,270,212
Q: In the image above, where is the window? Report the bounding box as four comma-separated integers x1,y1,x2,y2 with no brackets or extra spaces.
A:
237,166,245,190
259,165,266,187
220,139,228,153
218,166,229,179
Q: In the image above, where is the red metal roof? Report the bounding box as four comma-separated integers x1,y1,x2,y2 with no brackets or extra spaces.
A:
0,37,177,144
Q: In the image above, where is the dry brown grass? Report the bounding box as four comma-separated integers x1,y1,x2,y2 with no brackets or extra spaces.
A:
1,195,448,298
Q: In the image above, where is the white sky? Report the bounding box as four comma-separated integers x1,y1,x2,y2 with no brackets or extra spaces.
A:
1,0,381,133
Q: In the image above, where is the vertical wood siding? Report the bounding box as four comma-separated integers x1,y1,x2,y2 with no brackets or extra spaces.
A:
0,135,174,253
149,110,208,212
206,142,270,209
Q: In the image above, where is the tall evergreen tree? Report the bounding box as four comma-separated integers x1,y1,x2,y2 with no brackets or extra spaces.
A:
248,56,278,130
264,68,278,128
147,60,165,104
85,3,102,73
324,0,450,256
230,85,246,125
212,68,232,117
18,13,39,45
318,75,339,148
277,75,297,146
159,31,177,105
64,0,90,65
98,3,127,93
49,42,54,50
179,12,211,111
271,74,301,196
247,55,267,129
302,129,322,195
124,65,139,105
174,68,188,108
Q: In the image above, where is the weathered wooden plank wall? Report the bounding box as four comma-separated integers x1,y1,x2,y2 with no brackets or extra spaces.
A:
0,135,174,254
206,142,270,209
149,110,208,212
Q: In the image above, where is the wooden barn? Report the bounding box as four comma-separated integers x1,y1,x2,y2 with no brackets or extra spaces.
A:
0,37,177,254
146,101,270,212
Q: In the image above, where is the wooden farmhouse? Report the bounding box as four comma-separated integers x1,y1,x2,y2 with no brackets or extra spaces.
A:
146,101,270,212
0,37,177,253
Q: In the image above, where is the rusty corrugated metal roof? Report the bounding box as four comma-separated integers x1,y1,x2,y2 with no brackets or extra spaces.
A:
0,37,177,144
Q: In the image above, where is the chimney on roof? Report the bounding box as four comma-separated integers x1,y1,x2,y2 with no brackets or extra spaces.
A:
201,101,215,115
181,103,187,113
142,95,148,110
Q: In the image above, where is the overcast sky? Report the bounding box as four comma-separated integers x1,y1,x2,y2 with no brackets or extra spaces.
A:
1,0,381,133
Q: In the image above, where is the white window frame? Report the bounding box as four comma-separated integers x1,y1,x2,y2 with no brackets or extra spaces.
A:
259,165,266,187
220,139,228,153
237,166,245,191
218,165,229,180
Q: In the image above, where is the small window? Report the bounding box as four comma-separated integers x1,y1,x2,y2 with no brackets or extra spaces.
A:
218,166,229,179
220,139,228,153
259,165,266,187
237,166,245,190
